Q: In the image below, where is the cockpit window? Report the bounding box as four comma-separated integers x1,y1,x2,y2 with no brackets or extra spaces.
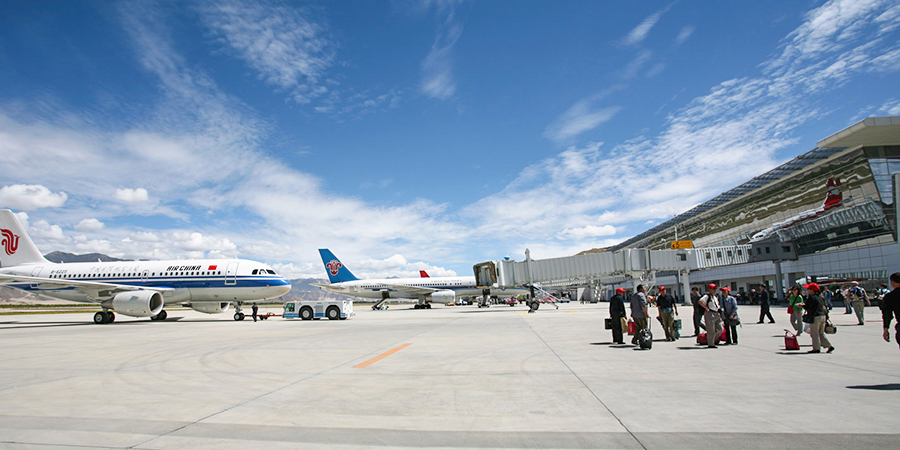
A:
266,269,276,275
252,269,258,275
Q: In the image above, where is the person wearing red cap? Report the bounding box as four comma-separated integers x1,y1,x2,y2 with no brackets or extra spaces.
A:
699,284,723,348
609,288,627,344
720,287,740,345
803,283,834,353
656,286,678,341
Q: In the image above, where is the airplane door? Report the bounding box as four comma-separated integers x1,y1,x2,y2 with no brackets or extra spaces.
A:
30,266,43,288
225,262,238,285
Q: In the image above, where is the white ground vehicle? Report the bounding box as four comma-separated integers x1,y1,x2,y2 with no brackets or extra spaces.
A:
283,300,354,321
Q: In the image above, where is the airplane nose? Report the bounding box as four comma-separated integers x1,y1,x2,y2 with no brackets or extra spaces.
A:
271,278,292,296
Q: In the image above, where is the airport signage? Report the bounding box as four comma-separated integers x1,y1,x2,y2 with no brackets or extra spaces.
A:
670,240,693,249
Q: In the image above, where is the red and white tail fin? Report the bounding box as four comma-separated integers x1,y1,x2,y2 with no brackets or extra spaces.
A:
0,209,50,267
822,178,843,210
419,270,430,278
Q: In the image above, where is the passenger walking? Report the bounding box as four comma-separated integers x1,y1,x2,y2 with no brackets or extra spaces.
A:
841,284,853,314
757,284,775,324
691,287,705,336
630,285,650,346
881,273,900,350
609,288,627,344
787,286,804,336
700,284,723,348
656,286,678,341
802,283,834,353
875,284,889,308
822,286,833,310
849,281,870,325
721,287,739,345
252,303,259,322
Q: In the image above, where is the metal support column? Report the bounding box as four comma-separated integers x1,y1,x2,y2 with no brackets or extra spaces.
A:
774,260,785,302
681,269,691,305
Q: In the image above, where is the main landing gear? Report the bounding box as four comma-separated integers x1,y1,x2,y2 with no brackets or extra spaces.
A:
413,303,432,309
150,310,168,321
93,310,116,324
233,302,245,321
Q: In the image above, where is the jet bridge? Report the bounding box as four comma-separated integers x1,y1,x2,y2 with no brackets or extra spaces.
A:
474,245,752,299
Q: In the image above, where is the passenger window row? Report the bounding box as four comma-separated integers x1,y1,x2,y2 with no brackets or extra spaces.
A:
48,271,224,279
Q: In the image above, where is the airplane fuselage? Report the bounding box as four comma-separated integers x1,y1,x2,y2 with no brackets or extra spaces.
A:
0,259,291,305
319,275,525,299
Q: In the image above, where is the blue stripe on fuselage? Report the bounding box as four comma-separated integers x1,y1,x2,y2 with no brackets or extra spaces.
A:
11,276,289,292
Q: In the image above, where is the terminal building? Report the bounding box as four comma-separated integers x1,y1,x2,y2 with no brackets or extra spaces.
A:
609,116,900,300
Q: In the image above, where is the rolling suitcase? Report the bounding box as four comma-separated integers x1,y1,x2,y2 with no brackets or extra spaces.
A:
638,328,653,350
696,328,726,345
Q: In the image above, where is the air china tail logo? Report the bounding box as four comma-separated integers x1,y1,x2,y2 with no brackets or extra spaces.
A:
1,229,18,256
326,260,343,276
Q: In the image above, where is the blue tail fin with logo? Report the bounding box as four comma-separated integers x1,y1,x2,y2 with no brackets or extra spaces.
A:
318,249,359,283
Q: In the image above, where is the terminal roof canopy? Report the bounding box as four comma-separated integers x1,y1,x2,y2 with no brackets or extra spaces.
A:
817,116,900,149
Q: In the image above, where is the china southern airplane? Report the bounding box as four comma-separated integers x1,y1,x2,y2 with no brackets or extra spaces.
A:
312,249,527,310
0,209,291,324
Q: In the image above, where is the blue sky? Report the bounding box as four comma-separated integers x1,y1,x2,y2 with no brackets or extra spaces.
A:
1,0,899,279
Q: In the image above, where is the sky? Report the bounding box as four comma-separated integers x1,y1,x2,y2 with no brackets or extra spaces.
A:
1,0,899,280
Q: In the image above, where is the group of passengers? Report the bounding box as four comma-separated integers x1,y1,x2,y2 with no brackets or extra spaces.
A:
609,273,900,353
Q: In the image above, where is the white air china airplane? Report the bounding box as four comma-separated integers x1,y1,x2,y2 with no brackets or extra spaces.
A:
749,178,845,242
312,249,527,310
0,209,291,324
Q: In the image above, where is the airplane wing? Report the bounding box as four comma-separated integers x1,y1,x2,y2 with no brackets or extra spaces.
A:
382,283,441,296
0,274,174,301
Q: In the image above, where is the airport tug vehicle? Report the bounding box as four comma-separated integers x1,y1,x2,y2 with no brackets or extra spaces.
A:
283,299,354,320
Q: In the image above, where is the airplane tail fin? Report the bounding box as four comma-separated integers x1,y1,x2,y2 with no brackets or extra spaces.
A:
419,270,430,278
0,209,50,267
823,178,843,210
318,249,359,283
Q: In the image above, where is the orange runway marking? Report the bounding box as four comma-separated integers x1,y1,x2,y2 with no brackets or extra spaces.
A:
353,343,413,368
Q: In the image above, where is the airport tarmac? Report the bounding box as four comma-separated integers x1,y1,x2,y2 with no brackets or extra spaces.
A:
1,302,899,449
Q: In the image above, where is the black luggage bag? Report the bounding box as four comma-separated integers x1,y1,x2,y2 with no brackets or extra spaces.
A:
638,328,653,350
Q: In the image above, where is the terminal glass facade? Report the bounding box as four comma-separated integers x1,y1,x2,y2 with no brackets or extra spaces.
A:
642,145,899,257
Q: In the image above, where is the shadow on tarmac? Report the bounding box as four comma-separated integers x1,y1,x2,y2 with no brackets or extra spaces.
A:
0,317,196,330
846,383,900,391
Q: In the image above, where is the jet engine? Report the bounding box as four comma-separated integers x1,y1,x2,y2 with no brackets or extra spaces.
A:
429,289,455,303
190,302,231,314
109,291,164,317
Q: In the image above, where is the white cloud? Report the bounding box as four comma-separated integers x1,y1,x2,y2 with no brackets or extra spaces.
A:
878,99,900,115
544,96,621,144
559,225,617,239
30,220,67,241
74,218,105,232
114,188,149,203
0,185,67,211
623,7,669,46
128,231,160,242
676,25,695,45
420,17,463,101
198,0,335,104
